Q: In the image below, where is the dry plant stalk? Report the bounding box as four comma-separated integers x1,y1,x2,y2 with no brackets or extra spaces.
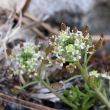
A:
0,93,57,110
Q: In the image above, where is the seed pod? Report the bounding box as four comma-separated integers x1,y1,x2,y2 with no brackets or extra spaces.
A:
83,31,88,37
51,82,63,90
35,48,38,53
88,76,95,84
95,37,102,50
35,38,39,46
42,59,50,64
87,45,95,54
56,59,63,63
66,63,76,73
61,23,67,31
73,27,77,33
11,86,20,95
83,25,89,34
50,34,55,43
6,48,12,56
45,45,51,56
20,42,24,48
40,44,45,51
85,36,92,46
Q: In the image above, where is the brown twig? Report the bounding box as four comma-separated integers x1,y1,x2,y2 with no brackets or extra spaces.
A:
14,15,47,40
0,93,57,110
92,35,110,41
23,13,60,35
22,0,31,13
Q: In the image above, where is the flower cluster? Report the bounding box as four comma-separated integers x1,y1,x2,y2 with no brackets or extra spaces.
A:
49,24,94,66
89,70,110,80
8,42,52,78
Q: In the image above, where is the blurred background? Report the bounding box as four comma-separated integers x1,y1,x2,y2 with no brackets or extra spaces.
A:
25,0,110,35
0,0,110,35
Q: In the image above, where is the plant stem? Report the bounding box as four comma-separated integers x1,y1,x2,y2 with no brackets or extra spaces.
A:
84,52,87,74
93,86,110,110
76,61,88,79
63,75,83,84
76,61,110,110
37,76,80,110
20,81,39,90
38,62,43,75
85,50,96,66
44,64,50,85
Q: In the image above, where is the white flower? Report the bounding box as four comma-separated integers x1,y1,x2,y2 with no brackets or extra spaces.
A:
73,57,77,61
60,63,63,67
20,70,24,75
22,65,25,68
80,43,85,49
74,39,80,46
89,70,99,78
34,73,37,76
15,61,19,65
29,75,32,78
102,73,107,78
66,44,75,53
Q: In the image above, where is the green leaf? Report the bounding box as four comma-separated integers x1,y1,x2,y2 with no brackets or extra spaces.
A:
74,101,80,106
108,87,110,93
71,85,75,91
85,99,95,110
75,86,86,97
95,37,102,50
64,89,69,96
84,83,92,95
102,89,107,99
99,105,106,108
82,96,90,109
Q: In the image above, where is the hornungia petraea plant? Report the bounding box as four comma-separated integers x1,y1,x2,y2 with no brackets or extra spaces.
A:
7,23,110,110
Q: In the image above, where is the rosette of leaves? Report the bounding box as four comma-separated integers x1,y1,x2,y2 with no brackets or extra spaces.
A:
63,84,96,110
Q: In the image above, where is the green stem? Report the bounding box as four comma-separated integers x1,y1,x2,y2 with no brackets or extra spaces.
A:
85,50,96,66
20,81,39,90
93,86,110,110
76,61,88,79
63,75,83,84
44,64,50,85
76,61,110,110
84,52,87,74
37,76,80,110
38,62,43,75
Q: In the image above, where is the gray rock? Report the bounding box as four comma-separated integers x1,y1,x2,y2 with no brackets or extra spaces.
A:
26,0,110,35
